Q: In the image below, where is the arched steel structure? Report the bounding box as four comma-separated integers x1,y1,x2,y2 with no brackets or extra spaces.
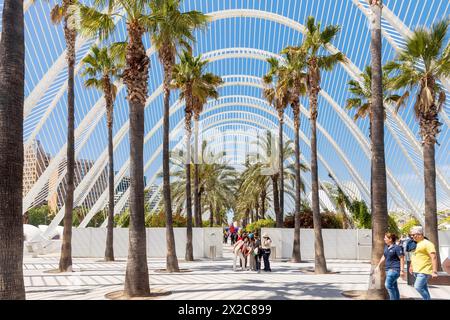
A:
14,0,449,234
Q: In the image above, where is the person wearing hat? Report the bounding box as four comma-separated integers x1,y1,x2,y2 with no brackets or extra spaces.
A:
261,233,272,272
409,226,438,300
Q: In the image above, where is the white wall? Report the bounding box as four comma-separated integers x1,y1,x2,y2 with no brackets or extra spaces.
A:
72,227,222,259
261,228,450,262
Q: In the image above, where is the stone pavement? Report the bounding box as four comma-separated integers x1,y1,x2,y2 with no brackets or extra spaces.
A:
23,245,450,300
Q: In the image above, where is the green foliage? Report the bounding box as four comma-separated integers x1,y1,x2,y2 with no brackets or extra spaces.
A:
245,218,276,234
144,210,187,227
26,205,52,226
283,209,343,229
388,215,400,235
86,210,106,228
349,200,371,229
114,209,130,228
400,217,421,235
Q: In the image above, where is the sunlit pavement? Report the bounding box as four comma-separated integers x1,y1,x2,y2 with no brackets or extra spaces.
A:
23,245,450,300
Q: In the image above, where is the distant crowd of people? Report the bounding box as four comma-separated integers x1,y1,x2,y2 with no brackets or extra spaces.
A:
224,227,272,273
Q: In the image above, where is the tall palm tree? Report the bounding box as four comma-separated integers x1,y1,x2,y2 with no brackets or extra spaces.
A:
385,19,450,270
46,0,78,273
365,0,388,298
346,64,406,244
279,46,308,262
77,0,153,296
262,58,290,227
303,16,344,274
171,52,195,261
0,0,26,300
81,43,125,262
171,51,216,261
150,0,208,272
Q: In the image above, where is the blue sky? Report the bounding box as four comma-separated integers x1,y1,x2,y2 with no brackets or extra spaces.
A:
4,0,449,213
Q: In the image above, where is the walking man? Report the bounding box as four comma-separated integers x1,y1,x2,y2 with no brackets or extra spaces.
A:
409,226,438,300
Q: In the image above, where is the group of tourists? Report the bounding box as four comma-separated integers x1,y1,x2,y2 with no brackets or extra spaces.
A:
231,231,273,273
375,226,438,300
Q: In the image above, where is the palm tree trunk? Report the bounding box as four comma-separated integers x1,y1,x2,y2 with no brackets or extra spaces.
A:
193,114,201,227
368,0,388,299
214,206,221,226
185,111,194,261
255,196,259,221
309,57,327,274
261,190,266,219
209,202,214,227
271,175,280,223
59,18,76,272
310,114,327,273
161,47,179,272
292,103,302,262
0,0,26,299
105,85,114,262
423,142,441,270
278,110,285,227
123,24,150,296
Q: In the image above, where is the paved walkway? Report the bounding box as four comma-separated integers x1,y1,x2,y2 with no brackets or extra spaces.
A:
23,245,450,300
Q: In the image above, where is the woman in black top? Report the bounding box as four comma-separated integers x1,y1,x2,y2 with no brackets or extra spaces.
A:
375,233,405,300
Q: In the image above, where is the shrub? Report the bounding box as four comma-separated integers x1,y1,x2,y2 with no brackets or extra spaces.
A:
26,205,52,226
145,210,187,227
245,218,276,234
283,209,343,229
400,217,421,235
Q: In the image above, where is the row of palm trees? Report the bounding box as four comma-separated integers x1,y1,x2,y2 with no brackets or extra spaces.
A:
254,3,448,297
0,0,448,299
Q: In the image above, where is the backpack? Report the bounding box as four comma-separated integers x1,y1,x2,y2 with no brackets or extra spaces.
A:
406,239,416,252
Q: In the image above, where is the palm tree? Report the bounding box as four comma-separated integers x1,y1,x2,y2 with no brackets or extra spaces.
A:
303,16,344,274
192,78,223,228
77,0,153,296
0,0,26,300
150,0,209,272
81,43,125,262
262,58,290,227
385,19,450,270
171,52,195,261
365,0,388,298
45,0,78,273
346,64,406,246
279,46,308,262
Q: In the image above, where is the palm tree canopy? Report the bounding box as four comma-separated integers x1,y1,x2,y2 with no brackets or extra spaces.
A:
302,16,345,71
149,0,209,57
345,65,406,121
384,19,449,118
171,50,223,114
81,43,126,97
